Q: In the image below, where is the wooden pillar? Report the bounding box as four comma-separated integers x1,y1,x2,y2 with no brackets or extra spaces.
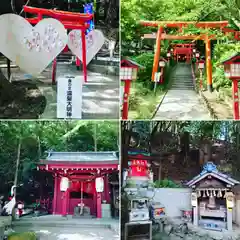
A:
104,175,111,203
122,80,131,120
96,192,102,218
227,208,233,231
81,30,87,82
232,79,239,120
151,26,163,81
93,188,96,216
66,189,70,215
62,189,69,216
76,58,81,70
193,204,198,226
205,36,213,92
52,175,58,214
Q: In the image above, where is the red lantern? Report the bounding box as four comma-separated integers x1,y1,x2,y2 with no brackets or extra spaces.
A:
222,53,240,119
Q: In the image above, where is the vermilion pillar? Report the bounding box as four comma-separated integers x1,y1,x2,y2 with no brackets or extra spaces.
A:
152,26,163,81
76,58,81,70
205,36,213,92
62,189,69,216
232,79,239,119
81,30,87,82
104,176,111,203
52,175,58,214
122,80,131,120
96,192,102,218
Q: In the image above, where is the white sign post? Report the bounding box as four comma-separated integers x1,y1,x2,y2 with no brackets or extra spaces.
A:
57,76,83,119
154,72,161,93
120,85,124,108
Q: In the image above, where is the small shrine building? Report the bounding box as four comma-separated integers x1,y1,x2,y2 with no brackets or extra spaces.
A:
187,162,239,231
38,151,119,218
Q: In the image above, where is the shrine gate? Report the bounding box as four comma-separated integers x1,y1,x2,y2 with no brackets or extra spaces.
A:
140,21,229,92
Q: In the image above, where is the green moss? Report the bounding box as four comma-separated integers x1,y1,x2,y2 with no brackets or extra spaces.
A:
8,232,37,240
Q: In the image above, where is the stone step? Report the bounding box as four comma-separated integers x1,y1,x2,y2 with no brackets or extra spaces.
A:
171,83,194,86
172,87,194,90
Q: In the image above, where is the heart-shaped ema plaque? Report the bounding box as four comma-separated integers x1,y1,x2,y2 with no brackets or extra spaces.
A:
0,14,68,76
68,29,105,65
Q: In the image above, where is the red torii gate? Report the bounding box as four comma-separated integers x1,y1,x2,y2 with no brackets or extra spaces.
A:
139,20,229,92
23,6,93,83
171,43,195,63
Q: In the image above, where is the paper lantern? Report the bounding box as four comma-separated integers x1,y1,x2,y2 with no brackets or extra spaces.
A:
95,177,104,192
60,177,69,192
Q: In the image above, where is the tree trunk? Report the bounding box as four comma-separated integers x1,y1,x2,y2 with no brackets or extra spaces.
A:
14,139,21,194
158,163,162,180
12,138,21,219
37,136,41,159
94,123,97,152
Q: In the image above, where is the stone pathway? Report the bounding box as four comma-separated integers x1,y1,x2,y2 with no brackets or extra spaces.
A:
154,63,211,120
14,226,119,240
1,62,119,119
13,215,119,240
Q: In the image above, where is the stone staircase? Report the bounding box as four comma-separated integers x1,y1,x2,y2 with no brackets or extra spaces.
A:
57,52,73,64
171,63,194,90
153,63,211,120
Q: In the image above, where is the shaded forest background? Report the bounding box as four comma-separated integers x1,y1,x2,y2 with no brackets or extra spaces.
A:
0,121,119,196
122,121,240,183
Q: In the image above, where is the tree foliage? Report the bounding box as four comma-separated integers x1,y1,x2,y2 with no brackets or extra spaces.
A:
122,121,240,179
0,121,119,193
121,0,240,91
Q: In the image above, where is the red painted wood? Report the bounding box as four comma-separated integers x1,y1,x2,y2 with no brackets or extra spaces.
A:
23,6,93,22
76,58,81,68
122,80,131,120
39,163,118,169
81,31,87,82
62,190,68,216
52,175,58,214
25,18,89,30
121,59,139,68
233,79,239,120
104,176,111,203
139,20,228,28
96,192,102,218
223,55,240,65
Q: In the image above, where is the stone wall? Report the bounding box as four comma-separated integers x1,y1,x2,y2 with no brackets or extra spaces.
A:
152,188,192,218
158,218,240,240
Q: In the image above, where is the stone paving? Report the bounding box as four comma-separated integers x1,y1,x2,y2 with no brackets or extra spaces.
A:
13,215,119,240
1,62,119,119
14,226,119,240
154,63,211,120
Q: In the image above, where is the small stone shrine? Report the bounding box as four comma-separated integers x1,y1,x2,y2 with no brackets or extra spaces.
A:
187,162,240,231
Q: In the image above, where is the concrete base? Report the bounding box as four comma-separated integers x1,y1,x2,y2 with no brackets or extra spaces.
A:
101,204,111,218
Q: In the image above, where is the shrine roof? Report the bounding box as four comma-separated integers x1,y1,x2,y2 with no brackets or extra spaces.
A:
121,58,145,69
186,162,240,187
221,53,240,64
40,151,118,165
